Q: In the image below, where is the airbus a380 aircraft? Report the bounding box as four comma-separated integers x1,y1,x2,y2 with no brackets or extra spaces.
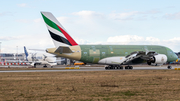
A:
41,12,178,70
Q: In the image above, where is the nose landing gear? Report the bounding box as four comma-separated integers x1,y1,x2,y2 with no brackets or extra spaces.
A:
167,65,172,69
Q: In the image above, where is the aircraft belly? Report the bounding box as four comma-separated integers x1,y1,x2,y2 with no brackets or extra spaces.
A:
39,61,48,64
98,57,126,65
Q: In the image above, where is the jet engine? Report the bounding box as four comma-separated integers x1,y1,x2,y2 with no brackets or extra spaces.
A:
147,54,167,66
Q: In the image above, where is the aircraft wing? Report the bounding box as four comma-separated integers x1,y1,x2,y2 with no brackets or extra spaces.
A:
54,46,73,54
121,51,158,65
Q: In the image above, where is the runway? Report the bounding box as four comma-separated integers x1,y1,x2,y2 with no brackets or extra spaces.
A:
0,65,179,73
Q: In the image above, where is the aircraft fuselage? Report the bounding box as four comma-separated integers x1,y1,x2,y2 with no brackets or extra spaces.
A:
46,45,177,65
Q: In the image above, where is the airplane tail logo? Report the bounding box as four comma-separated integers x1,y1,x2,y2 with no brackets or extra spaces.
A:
24,46,28,61
41,12,78,48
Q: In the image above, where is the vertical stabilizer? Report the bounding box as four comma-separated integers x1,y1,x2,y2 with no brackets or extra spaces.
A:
41,12,78,48
24,46,28,61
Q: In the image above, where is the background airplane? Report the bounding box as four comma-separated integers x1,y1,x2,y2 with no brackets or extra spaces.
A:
24,46,57,68
41,12,178,70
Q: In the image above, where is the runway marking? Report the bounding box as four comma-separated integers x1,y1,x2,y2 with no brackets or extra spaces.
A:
1,66,180,73
65,67,79,69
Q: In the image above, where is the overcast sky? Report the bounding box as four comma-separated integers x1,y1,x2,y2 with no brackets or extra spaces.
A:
1,0,180,53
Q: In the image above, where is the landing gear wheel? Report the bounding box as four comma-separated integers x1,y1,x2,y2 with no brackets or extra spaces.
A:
43,65,47,68
167,66,172,69
125,66,133,70
109,65,113,69
34,63,36,68
105,65,124,70
117,65,122,69
129,66,133,69
105,66,111,70
120,66,123,69
125,66,129,69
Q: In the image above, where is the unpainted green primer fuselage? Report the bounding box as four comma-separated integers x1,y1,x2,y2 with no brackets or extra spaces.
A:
79,45,178,64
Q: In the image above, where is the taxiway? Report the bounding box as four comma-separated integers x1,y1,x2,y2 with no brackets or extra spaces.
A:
0,65,179,73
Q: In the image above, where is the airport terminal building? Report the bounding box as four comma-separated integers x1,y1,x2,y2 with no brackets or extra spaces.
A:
0,53,25,63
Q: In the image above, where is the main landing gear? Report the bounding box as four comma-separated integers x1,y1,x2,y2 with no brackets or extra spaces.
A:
34,63,36,68
105,65,133,70
105,65,123,70
43,65,47,68
125,65,133,69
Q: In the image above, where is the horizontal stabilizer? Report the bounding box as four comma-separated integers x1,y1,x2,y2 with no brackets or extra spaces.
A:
55,46,73,54
29,49,46,51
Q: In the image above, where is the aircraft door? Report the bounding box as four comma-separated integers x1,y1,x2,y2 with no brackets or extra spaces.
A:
100,46,108,59
82,51,89,62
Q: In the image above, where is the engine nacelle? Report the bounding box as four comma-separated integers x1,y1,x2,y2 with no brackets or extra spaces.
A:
147,54,167,66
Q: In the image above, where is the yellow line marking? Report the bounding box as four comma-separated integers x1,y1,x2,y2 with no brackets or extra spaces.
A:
65,67,80,69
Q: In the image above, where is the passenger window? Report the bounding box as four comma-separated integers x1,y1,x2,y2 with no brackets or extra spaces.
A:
83,52,87,56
